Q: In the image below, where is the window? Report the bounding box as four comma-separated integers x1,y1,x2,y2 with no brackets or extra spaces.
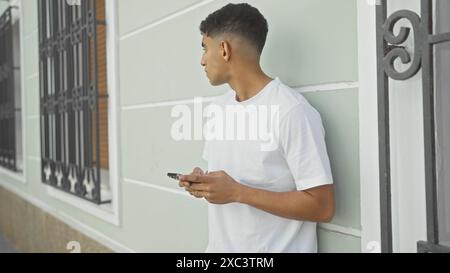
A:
0,6,22,173
38,0,109,205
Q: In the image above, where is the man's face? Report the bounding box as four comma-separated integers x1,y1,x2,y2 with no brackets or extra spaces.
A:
200,34,229,86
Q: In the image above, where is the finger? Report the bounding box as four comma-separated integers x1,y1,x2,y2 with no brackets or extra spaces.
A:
189,190,201,198
187,189,206,198
178,175,192,186
206,171,222,176
179,174,206,183
194,192,204,198
196,191,210,197
178,181,191,187
192,167,204,176
188,183,209,192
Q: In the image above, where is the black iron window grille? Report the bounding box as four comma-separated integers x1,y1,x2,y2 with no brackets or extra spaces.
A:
38,0,109,204
376,0,450,253
0,7,20,172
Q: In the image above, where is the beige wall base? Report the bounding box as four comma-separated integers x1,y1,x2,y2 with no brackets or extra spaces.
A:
0,186,112,253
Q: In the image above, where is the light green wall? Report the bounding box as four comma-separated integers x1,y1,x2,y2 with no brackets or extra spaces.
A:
119,0,357,106
318,228,361,253
0,3,7,14
0,0,361,252
303,89,360,230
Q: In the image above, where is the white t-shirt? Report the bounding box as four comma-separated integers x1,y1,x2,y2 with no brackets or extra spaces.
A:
202,77,333,253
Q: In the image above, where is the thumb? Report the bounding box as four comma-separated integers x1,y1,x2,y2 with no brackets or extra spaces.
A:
207,171,222,176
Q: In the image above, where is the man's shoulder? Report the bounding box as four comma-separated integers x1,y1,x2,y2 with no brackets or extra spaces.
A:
268,79,311,117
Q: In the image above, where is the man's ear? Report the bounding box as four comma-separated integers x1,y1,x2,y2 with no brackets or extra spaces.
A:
220,41,231,62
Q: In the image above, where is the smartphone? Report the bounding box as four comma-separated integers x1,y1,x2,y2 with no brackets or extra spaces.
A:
167,173,182,180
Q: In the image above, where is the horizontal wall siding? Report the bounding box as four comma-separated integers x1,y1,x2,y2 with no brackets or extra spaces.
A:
121,181,208,252
119,0,357,106
318,228,361,253
121,103,208,187
303,89,360,230
0,0,361,253
118,0,201,36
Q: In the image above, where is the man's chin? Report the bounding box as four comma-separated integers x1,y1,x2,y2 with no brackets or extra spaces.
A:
208,78,225,86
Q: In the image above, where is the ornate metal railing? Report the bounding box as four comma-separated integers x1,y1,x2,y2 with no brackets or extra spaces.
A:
376,0,450,253
0,7,18,172
38,0,109,204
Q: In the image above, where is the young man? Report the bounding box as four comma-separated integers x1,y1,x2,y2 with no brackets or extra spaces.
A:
179,3,335,253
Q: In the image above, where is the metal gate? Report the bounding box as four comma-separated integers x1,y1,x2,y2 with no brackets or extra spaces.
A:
376,0,450,253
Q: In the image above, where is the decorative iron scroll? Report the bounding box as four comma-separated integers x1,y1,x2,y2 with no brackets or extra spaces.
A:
377,0,450,253
380,10,422,80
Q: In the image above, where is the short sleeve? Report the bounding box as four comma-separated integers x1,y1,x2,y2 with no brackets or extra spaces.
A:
280,105,333,191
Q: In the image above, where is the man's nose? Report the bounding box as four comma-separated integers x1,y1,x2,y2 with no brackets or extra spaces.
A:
200,56,206,67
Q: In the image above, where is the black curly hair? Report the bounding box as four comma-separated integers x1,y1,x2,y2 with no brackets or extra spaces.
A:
199,3,268,54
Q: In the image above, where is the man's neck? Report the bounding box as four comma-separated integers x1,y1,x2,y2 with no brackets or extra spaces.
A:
228,67,273,102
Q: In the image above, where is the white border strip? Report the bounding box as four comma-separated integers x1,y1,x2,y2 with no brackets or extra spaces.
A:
105,0,122,227
124,177,362,238
0,182,134,253
0,168,25,183
120,0,215,41
319,223,362,238
293,81,358,93
122,96,219,111
123,178,193,198
47,186,118,226
357,1,382,253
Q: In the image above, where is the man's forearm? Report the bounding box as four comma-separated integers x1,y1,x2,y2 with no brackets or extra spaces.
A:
235,183,332,222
